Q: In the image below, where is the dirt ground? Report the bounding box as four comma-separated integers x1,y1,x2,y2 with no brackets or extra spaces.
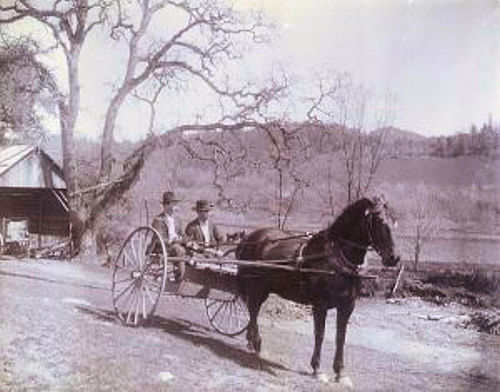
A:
0,258,498,392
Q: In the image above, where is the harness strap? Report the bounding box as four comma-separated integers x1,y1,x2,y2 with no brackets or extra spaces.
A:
290,242,360,278
329,244,361,277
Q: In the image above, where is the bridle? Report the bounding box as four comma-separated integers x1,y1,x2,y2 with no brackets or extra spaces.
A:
330,210,380,253
365,211,384,257
325,209,392,274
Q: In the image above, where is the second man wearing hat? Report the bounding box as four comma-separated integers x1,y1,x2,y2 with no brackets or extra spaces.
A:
185,200,224,256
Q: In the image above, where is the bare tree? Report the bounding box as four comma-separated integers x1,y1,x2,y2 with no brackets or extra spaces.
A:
401,184,443,268
176,127,251,207
306,71,393,204
259,121,312,229
314,153,341,222
167,113,314,230
336,86,392,203
1,0,283,252
98,0,272,181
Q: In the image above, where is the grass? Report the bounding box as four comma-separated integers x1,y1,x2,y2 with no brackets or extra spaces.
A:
360,261,500,309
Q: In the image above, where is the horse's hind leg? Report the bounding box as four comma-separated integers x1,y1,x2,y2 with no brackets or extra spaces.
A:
310,305,327,376
244,283,268,354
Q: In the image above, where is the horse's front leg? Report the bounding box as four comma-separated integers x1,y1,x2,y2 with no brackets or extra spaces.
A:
310,305,327,377
246,312,261,353
333,302,354,385
244,284,268,355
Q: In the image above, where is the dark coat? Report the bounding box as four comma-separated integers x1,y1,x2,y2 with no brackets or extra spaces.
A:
185,218,224,247
149,213,184,253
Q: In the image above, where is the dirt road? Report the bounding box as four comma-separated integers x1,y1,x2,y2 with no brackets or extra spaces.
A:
0,258,498,391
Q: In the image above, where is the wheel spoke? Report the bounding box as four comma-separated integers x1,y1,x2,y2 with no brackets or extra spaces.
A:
130,237,140,268
125,286,138,324
123,247,139,269
142,287,147,319
208,301,225,321
222,302,231,323
142,275,162,291
138,232,148,269
134,286,140,325
114,279,136,302
143,283,156,305
130,286,140,319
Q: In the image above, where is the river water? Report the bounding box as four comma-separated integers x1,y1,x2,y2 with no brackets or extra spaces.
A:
396,235,500,267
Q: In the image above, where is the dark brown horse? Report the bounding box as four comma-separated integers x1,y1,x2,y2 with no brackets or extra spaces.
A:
236,197,400,385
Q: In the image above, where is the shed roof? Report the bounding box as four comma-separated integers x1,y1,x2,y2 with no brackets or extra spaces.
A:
0,145,66,189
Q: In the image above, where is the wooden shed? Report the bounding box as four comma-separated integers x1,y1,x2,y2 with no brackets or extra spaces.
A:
0,145,69,249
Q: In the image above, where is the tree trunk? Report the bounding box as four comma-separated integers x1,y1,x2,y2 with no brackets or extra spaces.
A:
99,86,135,182
60,46,81,195
414,226,421,269
60,45,85,252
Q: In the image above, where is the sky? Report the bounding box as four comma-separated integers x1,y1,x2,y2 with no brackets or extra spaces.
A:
245,0,499,136
8,0,500,140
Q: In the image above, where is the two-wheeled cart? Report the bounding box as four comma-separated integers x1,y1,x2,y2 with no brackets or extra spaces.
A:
111,226,251,336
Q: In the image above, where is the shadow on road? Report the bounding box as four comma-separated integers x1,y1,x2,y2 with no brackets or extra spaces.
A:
76,305,117,323
0,270,108,292
151,314,290,375
77,305,290,376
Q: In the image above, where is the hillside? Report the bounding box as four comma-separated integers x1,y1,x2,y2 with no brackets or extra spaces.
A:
377,155,500,188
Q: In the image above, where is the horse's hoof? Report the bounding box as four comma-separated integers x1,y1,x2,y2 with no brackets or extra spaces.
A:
335,375,354,390
314,372,329,384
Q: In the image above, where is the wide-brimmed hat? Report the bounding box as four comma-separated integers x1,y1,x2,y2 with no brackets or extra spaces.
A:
162,191,180,205
193,200,213,212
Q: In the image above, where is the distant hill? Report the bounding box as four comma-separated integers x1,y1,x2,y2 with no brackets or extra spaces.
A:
381,126,427,142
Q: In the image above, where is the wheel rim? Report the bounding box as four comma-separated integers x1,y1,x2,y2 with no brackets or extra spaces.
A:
112,227,167,326
205,295,250,336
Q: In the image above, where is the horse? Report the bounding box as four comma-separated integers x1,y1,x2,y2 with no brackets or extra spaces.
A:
235,197,400,386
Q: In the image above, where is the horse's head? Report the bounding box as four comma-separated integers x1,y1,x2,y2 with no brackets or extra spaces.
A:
364,196,400,267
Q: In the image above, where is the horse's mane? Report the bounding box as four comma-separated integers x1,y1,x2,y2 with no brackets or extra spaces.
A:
328,198,374,237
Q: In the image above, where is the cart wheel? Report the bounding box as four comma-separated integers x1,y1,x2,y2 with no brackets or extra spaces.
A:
205,294,250,336
112,226,167,326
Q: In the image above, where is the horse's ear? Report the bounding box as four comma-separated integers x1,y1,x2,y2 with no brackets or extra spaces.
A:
371,193,387,209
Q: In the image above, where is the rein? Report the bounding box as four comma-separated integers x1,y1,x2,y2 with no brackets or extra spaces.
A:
233,211,383,277
227,232,313,246
294,246,361,277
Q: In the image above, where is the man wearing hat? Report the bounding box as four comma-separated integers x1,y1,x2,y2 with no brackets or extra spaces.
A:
185,200,224,256
150,191,186,281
